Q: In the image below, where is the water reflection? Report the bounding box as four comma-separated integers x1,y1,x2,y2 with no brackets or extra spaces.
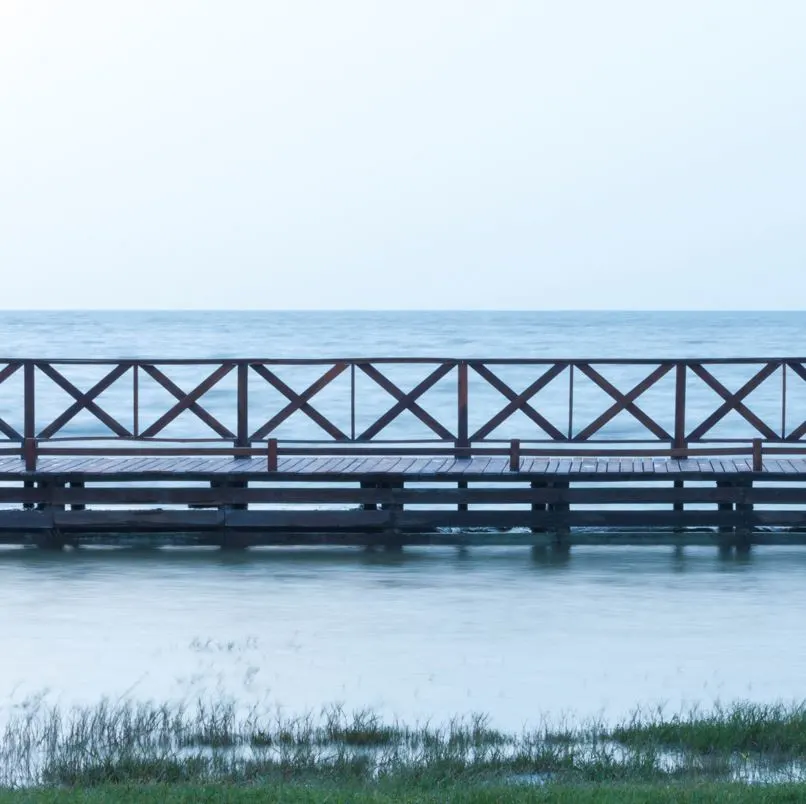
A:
2,544,806,729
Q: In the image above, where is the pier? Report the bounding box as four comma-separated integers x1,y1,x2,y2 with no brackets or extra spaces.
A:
1,356,805,548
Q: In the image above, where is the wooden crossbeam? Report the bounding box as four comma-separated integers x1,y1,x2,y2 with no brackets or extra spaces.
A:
574,363,673,441
140,364,236,439
250,363,349,441
357,363,455,441
687,362,779,441
784,362,806,440
0,363,22,439
469,363,566,441
38,363,132,439
37,363,132,438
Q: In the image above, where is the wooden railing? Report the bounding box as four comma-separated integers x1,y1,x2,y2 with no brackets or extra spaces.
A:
1,357,805,468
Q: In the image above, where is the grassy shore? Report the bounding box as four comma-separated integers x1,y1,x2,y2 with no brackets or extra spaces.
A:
0,699,805,799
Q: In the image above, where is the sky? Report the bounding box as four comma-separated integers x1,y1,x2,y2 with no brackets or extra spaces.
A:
1,1,804,310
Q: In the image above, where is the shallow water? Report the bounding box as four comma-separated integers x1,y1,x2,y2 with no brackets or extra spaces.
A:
2,545,806,729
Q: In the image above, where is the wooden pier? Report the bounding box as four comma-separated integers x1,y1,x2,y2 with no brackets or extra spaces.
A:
1,356,805,549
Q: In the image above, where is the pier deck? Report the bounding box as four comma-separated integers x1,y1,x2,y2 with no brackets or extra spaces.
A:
1,455,806,548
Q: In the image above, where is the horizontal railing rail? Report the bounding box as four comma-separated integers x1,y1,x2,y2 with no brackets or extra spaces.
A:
0,357,804,469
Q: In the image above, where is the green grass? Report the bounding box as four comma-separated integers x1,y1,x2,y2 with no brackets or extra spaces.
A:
2,782,806,803
2,698,806,793
612,702,806,754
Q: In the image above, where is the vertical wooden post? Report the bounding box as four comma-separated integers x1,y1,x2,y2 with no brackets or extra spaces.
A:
567,364,574,439
735,479,753,547
456,361,469,458
350,363,356,441
530,480,546,534
382,481,404,514
361,481,377,511
24,360,35,448
457,480,468,512
673,480,684,525
21,363,37,503
752,439,763,472
551,480,570,544
235,362,250,455
381,481,404,549
673,362,687,450
70,481,86,511
132,364,140,437
267,438,278,472
509,439,520,472
24,438,37,471
716,480,734,535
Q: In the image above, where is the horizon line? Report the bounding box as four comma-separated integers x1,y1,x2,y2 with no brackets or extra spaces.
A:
0,309,801,314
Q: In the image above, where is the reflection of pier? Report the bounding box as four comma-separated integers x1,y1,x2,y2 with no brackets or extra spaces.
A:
0,357,805,548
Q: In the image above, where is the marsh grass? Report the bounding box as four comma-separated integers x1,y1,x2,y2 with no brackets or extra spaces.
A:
611,702,806,755
1,698,806,789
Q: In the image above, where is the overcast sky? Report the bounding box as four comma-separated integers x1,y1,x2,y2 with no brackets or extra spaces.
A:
1,1,804,310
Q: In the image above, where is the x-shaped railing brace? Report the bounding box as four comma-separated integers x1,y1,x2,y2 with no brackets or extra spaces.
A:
37,363,133,438
786,362,806,440
687,362,779,441
357,363,455,441
574,363,673,441
470,363,566,441
0,363,22,440
250,363,349,441
139,364,236,439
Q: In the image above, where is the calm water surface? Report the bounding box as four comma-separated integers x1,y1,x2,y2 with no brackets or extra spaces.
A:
1,311,805,727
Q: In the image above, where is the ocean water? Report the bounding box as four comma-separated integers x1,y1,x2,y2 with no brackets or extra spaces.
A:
0,310,804,444
0,310,805,728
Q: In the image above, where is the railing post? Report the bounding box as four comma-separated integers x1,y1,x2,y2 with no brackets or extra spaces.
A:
752,438,763,472
509,438,521,472
350,363,356,441
567,363,574,439
132,363,140,437
673,362,687,452
456,361,470,458
267,438,278,472
23,361,35,466
235,362,250,456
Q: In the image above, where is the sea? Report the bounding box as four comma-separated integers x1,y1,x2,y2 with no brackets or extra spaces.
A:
0,310,805,729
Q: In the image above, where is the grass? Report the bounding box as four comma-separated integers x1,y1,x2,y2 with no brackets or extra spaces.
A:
612,701,806,754
3,783,806,803
1,698,806,796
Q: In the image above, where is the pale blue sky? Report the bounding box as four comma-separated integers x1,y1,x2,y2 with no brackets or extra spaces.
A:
1,1,804,309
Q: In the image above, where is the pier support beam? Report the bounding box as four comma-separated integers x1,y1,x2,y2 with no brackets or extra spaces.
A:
735,479,753,549
717,480,734,537
212,479,248,511
457,481,468,512
379,481,403,517
673,480,684,533
530,481,547,533
361,481,377,511
549,481,570,545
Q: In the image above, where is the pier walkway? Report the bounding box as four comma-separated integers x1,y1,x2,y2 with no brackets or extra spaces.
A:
1,356,805,547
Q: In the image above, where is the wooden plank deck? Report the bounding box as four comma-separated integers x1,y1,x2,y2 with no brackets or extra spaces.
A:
1,455,805,480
